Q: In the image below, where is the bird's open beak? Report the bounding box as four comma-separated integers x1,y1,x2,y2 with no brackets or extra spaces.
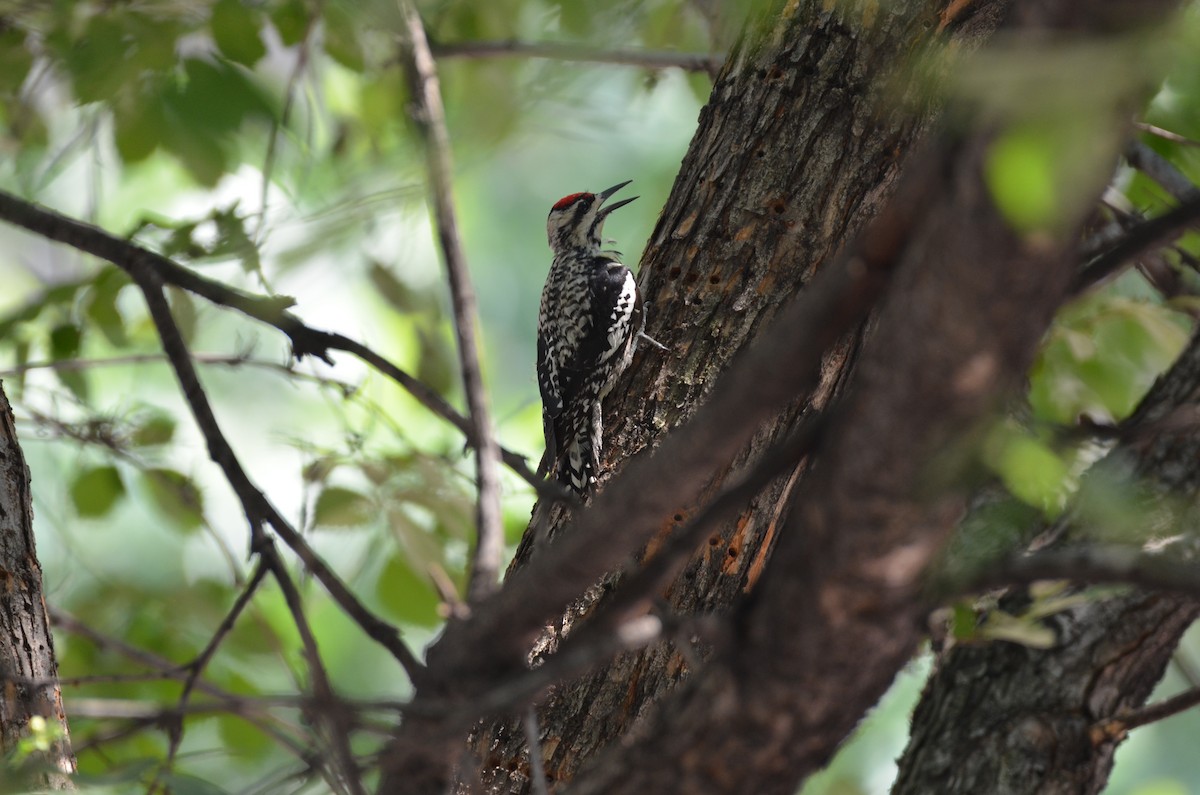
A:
598,180,638,216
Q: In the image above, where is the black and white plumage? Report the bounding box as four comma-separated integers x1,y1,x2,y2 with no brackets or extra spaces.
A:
537,181,641,496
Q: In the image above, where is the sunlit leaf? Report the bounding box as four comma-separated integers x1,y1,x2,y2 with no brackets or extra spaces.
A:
369,262,428,314
211,0,267,67
169,287,198,344
376,554,441,627
71,466,126,518
313,486,374,528
144,469,205,531
84,267,130,347
302,456,338,484
986,125,1060,234
131,415,176,447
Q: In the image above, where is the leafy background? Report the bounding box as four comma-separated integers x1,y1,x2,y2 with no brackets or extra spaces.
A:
1,0,1199,792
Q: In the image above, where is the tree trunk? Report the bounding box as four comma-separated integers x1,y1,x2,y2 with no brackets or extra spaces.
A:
465,0,1053,791
0,380,75,787
378,1,1183,792
894,331,1200,795
471,0,1007,790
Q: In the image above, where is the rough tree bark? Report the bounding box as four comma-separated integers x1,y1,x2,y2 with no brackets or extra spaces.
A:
0,381,75,787
893,330,1200,795
473,0,1007,789
377,1,1183,793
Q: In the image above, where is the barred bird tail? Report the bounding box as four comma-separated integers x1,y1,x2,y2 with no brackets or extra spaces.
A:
558,429,594,497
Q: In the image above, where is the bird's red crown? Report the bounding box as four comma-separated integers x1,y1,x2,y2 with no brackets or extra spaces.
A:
552,192,591,210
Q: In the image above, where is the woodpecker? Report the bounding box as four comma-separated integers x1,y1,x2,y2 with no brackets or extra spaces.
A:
538,180,642,496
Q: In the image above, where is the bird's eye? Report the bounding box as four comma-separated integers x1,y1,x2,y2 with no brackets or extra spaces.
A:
552,192,592,211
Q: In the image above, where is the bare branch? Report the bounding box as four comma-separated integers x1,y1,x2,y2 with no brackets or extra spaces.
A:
155,562,271,791
0,188,563,501
522,709,551,795
949,543,1200,600
398,0,505,603
124,263,425,678
138,276,364,794
1126,140,1200,201
1097,683,1200,736
1134,122,1200,148
1073,193,1200,294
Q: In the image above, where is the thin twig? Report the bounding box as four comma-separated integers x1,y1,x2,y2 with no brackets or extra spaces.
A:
1094,684,1200,740
0,188,568,502
267,541,364,795
0,351,357,394
1073,193,1200,294
399,0,504,603
1134,122,1200,148
138,277,362,792
428,39,723,77
48,607,312,759
522,708,551,795
940,543,1200,601
134,270,426,681
258,14,317,246
155,562,271,792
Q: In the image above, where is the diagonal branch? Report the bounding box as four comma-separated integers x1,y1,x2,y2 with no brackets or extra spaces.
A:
377,143,946,789
0,188,566,502
138,275,366,794
1072,192,1200,293
398,0,505,604
118,256,425,679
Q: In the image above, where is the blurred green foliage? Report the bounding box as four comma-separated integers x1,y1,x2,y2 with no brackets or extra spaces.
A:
0,0,711,791
0,0,1198,793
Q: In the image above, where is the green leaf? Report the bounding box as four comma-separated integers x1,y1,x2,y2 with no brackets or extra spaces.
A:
986,125,1060,234
323,4,364,72
163,773,232,795
0,27,33,95
313,486,374,528
71,466,126,518
50,324,88,399
49,324,81,360
144,469,205,531
369,262,428,314
211,0,267,67
169,287,198,344
376,554,441,627
215,715,273,762
271,0,310,46
211,207,261,273
131,415,175,447
158,58,276,185
62,15,135,103
84,267,130,347
950,602,978,641
113,89,165,164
